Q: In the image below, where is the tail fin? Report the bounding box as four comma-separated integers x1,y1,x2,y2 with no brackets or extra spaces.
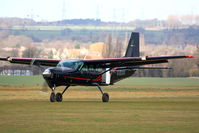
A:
124,32,140,57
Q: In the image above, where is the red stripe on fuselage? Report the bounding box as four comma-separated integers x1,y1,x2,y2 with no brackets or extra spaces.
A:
64,75,102,82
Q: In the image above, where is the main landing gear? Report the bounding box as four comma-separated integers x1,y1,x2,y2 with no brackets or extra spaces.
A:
94,83,109,102
50,85,70,102
49,84,109,102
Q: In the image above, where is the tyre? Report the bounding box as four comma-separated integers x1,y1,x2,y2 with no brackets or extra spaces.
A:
56,92,63,102
102,93,109,102
50,92,56,102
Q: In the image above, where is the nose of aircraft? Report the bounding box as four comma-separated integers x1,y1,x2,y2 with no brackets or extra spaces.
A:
42,68,52,78
42,67,76,78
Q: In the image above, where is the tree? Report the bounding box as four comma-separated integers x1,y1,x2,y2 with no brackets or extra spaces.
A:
166,15,181,29
196,46,199,68
103,34,113,58
189,46,199,77
112,36,124,58
22,47,42,58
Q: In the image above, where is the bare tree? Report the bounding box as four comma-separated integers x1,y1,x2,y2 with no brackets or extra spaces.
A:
196,46,199,68
113,37,123,58
102,34,113,58
22,47,42,58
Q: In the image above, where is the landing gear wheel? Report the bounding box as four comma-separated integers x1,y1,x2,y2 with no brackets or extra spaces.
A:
56,92,63,102
102,93,109,102
50,92,56,102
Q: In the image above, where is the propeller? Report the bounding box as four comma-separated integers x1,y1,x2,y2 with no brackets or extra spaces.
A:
41,81,49,92
34,65,50,92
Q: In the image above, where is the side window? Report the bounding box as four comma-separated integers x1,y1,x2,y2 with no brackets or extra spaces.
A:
94,64,102,73
95,67,102,73
57,64,61,67
81,64,88,72
74,62,83,70
80,64,102,73
88,65,95,72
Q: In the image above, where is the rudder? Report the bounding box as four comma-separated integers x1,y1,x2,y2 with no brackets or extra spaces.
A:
124,32,140,57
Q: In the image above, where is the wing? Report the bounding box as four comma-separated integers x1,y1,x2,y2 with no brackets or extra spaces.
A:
83,55,194,68
0,57,60,67
0,55,194,68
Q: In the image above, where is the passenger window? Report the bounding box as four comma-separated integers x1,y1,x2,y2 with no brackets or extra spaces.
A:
81,65,88,72
89,65,95,72
96,68,102,73
80,64,102,73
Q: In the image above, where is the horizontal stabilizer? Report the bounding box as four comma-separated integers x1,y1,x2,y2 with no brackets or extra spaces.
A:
131,66,172,69
115,66,172,70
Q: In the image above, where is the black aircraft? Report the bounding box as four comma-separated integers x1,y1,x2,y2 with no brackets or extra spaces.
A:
0,32,194,102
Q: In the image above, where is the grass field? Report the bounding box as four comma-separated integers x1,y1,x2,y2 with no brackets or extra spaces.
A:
0,76,199,133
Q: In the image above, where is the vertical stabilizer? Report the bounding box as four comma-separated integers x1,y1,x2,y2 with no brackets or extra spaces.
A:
124,32,140,57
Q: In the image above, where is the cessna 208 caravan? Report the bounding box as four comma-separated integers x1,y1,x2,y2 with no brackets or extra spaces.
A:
0,32,194,102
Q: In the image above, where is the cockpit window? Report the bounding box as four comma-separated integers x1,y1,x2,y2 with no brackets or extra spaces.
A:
57,59,83,70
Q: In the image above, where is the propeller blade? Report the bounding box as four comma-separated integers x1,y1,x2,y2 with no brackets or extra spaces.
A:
41,81,49,92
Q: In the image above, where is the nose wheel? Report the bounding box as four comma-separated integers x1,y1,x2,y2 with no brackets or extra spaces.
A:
56,93,63,102
49,85,70,102
50,92,56,102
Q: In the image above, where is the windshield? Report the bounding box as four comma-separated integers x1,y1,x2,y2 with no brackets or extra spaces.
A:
57,59,83,70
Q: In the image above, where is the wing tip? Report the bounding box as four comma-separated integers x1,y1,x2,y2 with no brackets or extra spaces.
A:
0,57,8,61
185,55,195,58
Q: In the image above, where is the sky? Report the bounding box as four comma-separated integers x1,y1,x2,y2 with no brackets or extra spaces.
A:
1,0,199,22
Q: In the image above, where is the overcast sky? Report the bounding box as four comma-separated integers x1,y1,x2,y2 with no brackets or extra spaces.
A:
1,0,199,22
